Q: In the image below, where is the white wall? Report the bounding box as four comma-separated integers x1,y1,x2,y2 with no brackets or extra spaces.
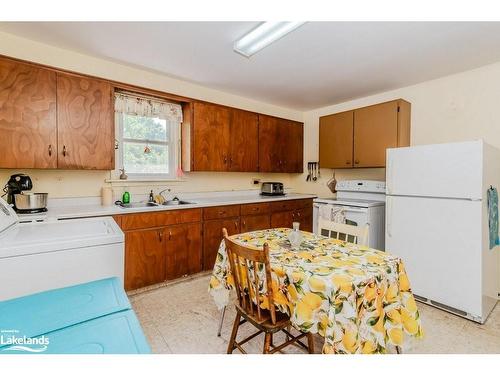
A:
292,61,500,197
0,31,302,199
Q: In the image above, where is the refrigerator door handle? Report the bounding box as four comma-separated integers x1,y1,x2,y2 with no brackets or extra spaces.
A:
386,153,393,195
386,196,392,238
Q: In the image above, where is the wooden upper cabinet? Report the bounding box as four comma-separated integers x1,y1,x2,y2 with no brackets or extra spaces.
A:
258,114,304,173
192,102,230,171
56,73,114,170
319,99,411,168
353,100,399,167
0,58,57,168
229,109,258,172
319,111,354,168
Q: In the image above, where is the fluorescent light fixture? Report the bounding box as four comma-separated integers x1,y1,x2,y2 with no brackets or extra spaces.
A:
234,22,306,57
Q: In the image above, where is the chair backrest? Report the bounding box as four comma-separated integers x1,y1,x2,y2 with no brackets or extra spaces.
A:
317,218,370,246
222,228,276,324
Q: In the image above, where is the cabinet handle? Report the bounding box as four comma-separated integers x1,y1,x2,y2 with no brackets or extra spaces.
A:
354,160,360,165
297,211,301,218
223,156,227,164
292,213,295,219
234,221,238,230
219,211,226,216
48,145,52,156
169,231,172,240
242,220,246,227
62,145,67,157
158,231,163,242
346,160,350,165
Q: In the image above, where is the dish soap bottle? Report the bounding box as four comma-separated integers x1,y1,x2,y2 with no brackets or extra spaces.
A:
122,191,130,204
288,222,303,250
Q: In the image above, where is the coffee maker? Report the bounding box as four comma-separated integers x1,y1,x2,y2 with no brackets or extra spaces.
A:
3,173,33,207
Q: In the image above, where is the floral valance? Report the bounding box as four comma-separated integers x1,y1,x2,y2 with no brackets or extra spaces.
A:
114,92,183,123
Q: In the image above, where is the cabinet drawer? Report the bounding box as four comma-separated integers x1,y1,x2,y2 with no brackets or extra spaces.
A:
240,202,270,216
120,208,202,231
203,205,240,220
241,214,270,233
270,199,311,213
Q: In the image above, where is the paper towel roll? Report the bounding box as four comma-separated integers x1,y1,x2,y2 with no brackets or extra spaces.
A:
101,187,113,206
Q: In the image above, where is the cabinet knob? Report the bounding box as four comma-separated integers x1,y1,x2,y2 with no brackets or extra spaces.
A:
158,231,163,242
62,145,67,157
354,160,359,165
234,221,238,230
297,212,301,217
48,145,52,157
223,156,227,164
346,160,350,165
169,231,172,240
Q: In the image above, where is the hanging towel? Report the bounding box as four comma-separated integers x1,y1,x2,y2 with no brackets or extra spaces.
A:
487,186,499,249
319,205,346,223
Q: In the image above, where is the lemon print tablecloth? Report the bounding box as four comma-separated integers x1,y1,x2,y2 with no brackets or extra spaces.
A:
208,228,423,354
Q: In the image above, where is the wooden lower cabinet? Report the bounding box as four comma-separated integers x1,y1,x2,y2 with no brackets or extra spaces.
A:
165,223,202,280
120,199,314,290
240,214,270,232
125,228,166,291
203,218,240,271
270,206,313,232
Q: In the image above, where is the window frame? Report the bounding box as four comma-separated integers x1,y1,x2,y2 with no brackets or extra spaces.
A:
115,112,179,180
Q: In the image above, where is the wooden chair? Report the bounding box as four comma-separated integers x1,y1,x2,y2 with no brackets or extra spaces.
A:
317,218,369,246
223,228,315,354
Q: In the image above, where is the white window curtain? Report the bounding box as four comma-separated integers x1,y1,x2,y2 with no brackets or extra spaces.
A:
114,91,183,122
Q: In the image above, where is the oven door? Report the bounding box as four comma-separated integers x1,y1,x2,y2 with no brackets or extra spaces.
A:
313,203,369,235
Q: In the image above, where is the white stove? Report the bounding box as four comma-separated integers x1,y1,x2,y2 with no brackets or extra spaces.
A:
313,180,386,250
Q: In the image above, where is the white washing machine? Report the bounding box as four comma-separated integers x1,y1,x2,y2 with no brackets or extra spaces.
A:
0,198,124,301
313,180,386,250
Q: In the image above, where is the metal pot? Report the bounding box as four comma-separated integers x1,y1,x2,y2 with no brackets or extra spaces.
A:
13,193,48,211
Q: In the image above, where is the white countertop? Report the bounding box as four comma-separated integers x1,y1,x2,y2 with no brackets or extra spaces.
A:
17,191,317,222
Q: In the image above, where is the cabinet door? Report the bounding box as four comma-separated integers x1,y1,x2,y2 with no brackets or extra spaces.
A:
319,111,354,168
192,102,230,171
353,101,398,167
229,109,258,171
0,58,57,168
165,223,202,280
258,115,282,172
270,211,294,229
57,73,114,170
203,218,240,271
295,207,313,232
125,228,166,291
284,120,304,173
241,214,270,233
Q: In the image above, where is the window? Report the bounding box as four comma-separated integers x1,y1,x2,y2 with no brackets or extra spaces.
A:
114,92,183,180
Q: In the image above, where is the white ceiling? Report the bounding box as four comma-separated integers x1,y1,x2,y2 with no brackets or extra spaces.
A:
2,22,500,110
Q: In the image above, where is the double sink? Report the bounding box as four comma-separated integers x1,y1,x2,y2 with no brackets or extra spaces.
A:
117,199,196,209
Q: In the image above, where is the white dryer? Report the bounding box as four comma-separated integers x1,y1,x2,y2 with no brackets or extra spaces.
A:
0,198,124,301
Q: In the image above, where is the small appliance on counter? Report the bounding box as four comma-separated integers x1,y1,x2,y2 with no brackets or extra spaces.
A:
260,182,285,196
2,173,48,213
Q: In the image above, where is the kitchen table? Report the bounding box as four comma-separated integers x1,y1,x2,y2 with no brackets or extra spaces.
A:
209,228,423,354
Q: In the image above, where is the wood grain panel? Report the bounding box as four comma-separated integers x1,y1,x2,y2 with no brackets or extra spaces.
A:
285,120,304,173
397,100,411,147
192,102,230,171
353,100,398,168
165,223,202,280
0,58,57,168
240,202,271,216
240,214,270,233
56,72,114,170
203,204,240,220
125,228,166,291
229,108,258,171
203,218,240,271
120,208,202,231
270,211,294,229
319,111,354,168
258,114,281,172
269,198,312,213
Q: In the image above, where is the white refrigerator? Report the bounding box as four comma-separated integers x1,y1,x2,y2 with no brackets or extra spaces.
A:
386,140,500,323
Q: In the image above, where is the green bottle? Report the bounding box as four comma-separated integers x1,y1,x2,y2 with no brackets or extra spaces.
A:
122,191,130,204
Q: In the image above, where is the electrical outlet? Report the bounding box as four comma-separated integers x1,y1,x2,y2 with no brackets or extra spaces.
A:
252,178,261,185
